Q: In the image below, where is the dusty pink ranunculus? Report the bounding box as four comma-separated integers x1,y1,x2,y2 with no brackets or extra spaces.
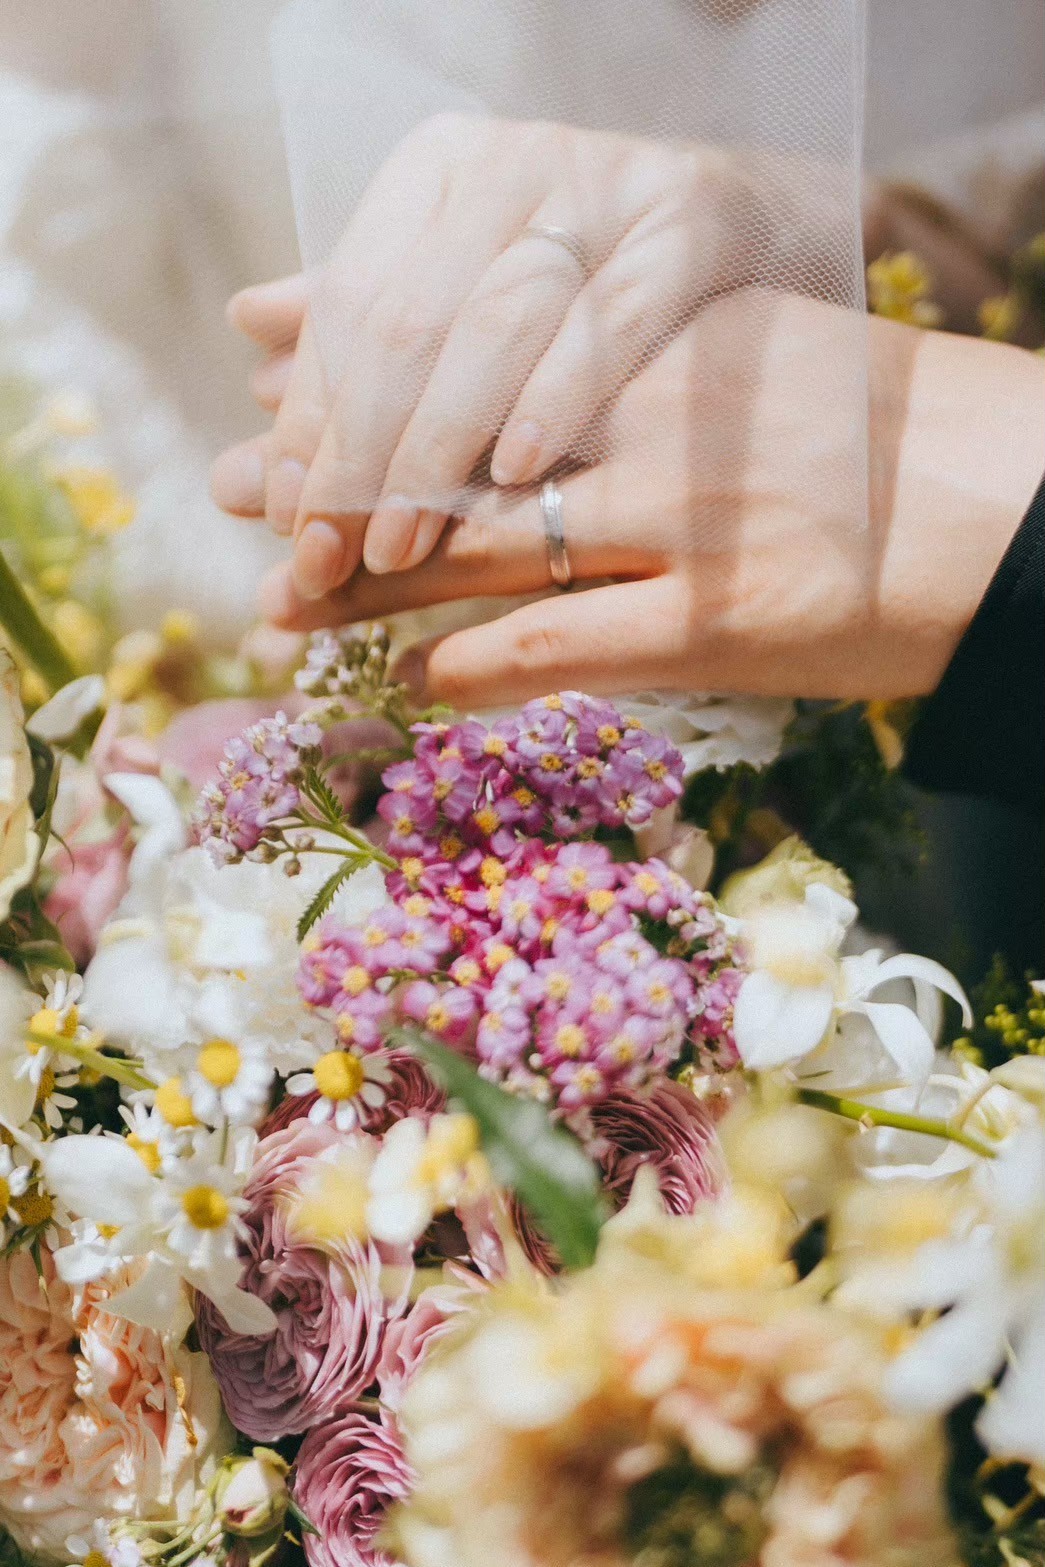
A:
196,1120,410,1442
588,1078,723,1214
0,1248,225,1559
294,1412,413,1567
376,1284,474,1417
157,699,295,791
45,822,131,967
513,1080,723,1274
262,1051,446,1139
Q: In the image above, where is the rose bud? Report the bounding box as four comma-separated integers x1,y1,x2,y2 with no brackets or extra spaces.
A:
215,1448,291,1538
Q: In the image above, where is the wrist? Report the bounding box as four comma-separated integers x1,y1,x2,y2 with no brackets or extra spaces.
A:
872,317,1045,694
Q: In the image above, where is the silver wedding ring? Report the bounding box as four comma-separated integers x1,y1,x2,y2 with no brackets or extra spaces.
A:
539,480,573,590
522,224,592,278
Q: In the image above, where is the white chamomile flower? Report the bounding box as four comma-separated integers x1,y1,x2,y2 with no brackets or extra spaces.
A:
184,1036,274,1127
118,1097,186,1173
65,1519,143,1567
367,1113,487,1247
287,1048,391,1133
155,1128,252,1276
53,1217,130,1288
0,1141,32,1239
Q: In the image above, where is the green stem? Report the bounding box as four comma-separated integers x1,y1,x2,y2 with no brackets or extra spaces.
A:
293,813,397,870
29,1031,156,1093
0,548,76,692
796,1088,997,1159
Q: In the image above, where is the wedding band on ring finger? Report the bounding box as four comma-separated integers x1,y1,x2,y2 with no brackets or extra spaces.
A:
539,480,573,590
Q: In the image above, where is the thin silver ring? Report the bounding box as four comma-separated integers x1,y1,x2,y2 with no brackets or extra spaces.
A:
522,224,591,278
539,480,573,590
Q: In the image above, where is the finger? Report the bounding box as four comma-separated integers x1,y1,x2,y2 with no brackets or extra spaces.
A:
261,464,666,629
251,352,294,412
491,204,721,486
401,576,691,709
227,273,308,351
362,229,588,575
264,311,337,534
210,437,267,518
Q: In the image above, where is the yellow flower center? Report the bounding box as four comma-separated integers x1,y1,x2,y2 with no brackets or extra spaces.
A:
197,1039,242,1089
597,725,621,749
85,1551,111,1567
539,753,564,772
127,1132,162,1174
576,757,602,780
13,1190,53,1229
635,871,660,896
485,943,513,974
181,1185,230,1230
426,1002,452,1034
513,786,536,808
479,856,507,888
439,834,464,861
36,1067,57,1105
313,1050,366,1102
341,965,372,997
483,734,508,756
98,1223,122,1240
542,694,564,710
403,894,432,919
155,1078,197,1129
545,972,570,1002
473,806,501,837
567,866,588,891
0,1177,9,1212
645,759,668,781
555,1024,586,1058
28,1005,78,1045
454,961,481,987
587,888,616,916
401,857,425,886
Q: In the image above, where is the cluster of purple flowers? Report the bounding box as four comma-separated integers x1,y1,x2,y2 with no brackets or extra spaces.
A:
298,697,740,1116
378,692,684,857
194,712,323,865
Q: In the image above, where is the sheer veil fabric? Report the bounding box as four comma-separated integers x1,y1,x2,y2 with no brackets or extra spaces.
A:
271,0,871,541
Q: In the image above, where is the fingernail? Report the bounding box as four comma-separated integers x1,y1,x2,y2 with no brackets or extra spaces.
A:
258,563,298,625
210,445,265,515
265,458,307,536
293,519,348,600
364,499,418,575
491,419,543,486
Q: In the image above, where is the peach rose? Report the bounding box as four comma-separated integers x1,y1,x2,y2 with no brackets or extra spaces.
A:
0,1246,228,1560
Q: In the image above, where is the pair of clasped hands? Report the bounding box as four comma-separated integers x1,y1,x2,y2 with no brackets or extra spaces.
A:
211,115,1045,709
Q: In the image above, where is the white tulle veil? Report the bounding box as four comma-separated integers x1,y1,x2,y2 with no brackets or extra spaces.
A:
270,0,871,539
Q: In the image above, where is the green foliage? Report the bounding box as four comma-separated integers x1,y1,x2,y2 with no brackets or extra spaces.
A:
296,859,362,942
398,1029,608,1270
951,955,1045,1070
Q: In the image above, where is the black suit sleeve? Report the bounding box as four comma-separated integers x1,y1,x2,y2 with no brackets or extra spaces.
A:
904,476,1044,814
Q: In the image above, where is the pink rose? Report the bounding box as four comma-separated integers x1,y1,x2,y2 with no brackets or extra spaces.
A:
294,1413,412,1567
376,1284,472,1416
45,822,131,966
262,1051,446,1139
0,1248,225,1559
196,1120,410,1442
158,699,295,791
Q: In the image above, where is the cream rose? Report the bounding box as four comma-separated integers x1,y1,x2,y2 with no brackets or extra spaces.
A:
0,652,39,922
0,1245,230,1560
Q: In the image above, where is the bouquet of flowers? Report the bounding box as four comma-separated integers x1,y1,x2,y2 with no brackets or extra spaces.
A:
0,402,1042,1567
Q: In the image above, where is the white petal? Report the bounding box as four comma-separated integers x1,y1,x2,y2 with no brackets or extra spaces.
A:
854,1000,935,1086
106,1256,194,1338
870,954,972,1026
733,972,835,1070
977,1299,1045,1465
368,1189,432,1247
886,1296,1005,1413
0,1055,37,1132
26,675,106,742
43,1134,155,1225
200,1280,278,1336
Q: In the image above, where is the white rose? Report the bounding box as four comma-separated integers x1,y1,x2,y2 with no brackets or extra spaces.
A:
0,653,39,922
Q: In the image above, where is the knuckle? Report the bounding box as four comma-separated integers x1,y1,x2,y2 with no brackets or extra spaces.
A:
511,610,569,676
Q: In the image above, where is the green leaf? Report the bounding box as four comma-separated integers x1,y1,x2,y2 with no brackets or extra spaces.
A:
302,766,346,828
0,546,76,693
296,859,360,942
397,1028,608,1270
287,1494,320,1537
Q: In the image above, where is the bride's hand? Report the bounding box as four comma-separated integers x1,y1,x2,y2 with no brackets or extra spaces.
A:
255,289,1045,709
211,113,750,594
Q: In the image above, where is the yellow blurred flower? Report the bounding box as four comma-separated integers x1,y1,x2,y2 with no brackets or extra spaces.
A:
719,834,852,920
52,600,105,671
55,468,135,536
979,291,1022,343
394,1178,957,1567
867,251,942,329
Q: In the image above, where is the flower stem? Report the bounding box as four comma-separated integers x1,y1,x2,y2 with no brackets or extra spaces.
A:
796,1088,997,1159
0,548,77,692
30,1031,156,1093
